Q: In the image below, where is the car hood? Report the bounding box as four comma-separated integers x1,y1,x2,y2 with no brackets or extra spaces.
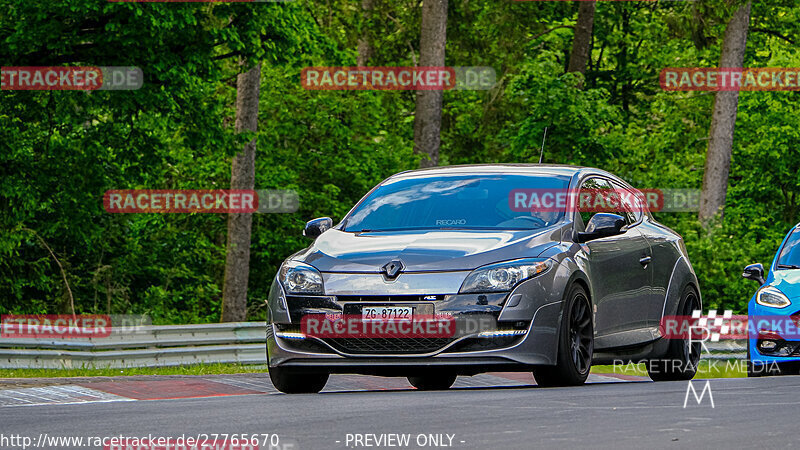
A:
770,270,800,299
296,227,563,273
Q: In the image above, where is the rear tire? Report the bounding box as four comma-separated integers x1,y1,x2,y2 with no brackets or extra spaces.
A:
647,285,700,381
269,366,328,394
408,374,457,390
533,284,593,387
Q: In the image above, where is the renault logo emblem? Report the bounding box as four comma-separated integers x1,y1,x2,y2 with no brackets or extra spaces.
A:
382,260,404,279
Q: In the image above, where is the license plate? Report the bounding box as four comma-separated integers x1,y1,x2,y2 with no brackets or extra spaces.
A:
361,306,413,321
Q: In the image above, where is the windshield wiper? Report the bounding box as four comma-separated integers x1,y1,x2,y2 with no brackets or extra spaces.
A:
777,264,800,269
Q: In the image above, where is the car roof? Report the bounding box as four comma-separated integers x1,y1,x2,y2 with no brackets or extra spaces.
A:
387,164,614,181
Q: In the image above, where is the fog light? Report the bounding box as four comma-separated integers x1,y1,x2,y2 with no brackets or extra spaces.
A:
478,329,526,338
760,340,777,350
276,331,307,340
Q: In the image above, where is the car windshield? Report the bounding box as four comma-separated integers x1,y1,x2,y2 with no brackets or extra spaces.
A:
777,229,800,269
342,174,570,232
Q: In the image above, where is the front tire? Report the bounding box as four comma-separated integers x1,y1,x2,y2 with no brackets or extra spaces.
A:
269,366,329,394
407,374,457,390
533,284,593,387
647,285,700,382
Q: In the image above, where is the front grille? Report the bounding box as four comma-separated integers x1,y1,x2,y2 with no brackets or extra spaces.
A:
336,295,445,302
321,337,454,354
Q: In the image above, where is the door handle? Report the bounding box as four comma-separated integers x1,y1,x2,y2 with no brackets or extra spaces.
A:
639,256,652,266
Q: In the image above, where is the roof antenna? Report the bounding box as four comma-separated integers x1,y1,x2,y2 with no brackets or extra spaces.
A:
538,126,548,164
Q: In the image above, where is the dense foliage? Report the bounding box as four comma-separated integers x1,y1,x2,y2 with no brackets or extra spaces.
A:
1,0,798,322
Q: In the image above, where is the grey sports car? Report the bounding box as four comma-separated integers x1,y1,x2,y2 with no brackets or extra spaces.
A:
266,164,701,393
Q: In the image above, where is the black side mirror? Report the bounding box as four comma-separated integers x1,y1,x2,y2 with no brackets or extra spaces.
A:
303,217,333,239
742,263,766,285
576,213,626,243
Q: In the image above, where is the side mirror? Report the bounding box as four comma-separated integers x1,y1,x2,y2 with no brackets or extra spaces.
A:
303,217,333,239
742,263,766,285
576,213,626,243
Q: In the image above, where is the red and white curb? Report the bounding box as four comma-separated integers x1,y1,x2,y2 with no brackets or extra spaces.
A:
0,372,645,407
0,385,135,407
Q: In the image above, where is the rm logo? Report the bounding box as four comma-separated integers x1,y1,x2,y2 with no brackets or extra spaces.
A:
684,380,715,408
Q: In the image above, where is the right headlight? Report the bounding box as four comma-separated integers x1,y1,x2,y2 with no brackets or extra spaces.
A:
756,286,791,308
279,260,324,295
459,258,552,294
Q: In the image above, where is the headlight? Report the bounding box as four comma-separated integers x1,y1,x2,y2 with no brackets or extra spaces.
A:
459,259,552,293
756,286,790,308
279,261,324,295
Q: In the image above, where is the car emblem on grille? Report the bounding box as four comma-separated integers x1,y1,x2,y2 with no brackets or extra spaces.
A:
381,260,404,279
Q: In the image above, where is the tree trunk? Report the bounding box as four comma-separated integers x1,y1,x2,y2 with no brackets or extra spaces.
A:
412,0,448,168
698,1,751,224
567,0,596,87
357,0,374,66
221,62,261,322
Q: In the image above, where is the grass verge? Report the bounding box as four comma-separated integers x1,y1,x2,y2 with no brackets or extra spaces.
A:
591,359,746,378
0,363,267,379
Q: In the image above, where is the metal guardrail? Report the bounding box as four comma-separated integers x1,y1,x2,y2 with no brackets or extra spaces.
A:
0,322,747,369
0,322,268,369
703,341,747,361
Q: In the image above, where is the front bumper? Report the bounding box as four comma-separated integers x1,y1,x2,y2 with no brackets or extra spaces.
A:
747,300,800,365
266,263,572,374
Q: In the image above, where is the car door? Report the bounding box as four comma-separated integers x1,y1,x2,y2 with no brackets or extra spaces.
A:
576,177,653,347
610,181,661,328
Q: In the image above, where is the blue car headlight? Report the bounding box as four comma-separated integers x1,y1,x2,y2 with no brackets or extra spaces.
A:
459,259,552,294
756,286,790,309
279,261,324,295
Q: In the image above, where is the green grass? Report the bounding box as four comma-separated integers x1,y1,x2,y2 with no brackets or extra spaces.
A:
592,359,746,379
0,363,267,379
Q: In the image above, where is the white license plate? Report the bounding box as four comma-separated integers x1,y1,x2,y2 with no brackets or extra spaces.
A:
361,306,413,321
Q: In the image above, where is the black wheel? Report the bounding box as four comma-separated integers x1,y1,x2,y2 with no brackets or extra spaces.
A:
268,366,328,394
647,285,700,381
407,374,457,391
533,284,593,387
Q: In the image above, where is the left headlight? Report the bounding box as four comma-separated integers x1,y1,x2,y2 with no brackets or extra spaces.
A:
279,261,324,295
459,258,552,294
756,286,790,308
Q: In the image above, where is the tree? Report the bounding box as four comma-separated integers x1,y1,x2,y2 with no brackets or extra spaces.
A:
413,0,448,168
698,0,752,224
567,0,597,88
221,62,261,322
357,0,375,66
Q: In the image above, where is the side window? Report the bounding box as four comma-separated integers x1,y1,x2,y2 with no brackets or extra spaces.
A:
610,181,640,224
577,178,613,228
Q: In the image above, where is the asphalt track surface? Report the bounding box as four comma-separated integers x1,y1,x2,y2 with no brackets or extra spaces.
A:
1,372,799,449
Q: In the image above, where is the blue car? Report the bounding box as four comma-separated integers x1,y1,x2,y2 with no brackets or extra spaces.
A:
743,224,800,377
